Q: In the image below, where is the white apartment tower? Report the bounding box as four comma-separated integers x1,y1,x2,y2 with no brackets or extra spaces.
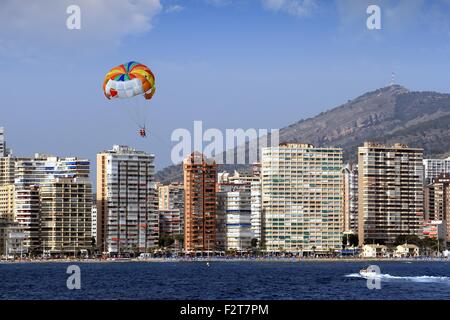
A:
261,143,344,253
251,179,262,246
217,169,262,250
97,145,158,256
217,181,253,251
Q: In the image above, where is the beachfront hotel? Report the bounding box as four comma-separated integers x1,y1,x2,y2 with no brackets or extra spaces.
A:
96,145,159,255
261,143,344,253
358,142,424,245
183,152,217,252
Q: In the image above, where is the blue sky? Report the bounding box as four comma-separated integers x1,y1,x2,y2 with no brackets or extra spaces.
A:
1,0,450,171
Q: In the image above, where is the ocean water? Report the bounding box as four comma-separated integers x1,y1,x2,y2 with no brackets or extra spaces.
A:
0,261,449,300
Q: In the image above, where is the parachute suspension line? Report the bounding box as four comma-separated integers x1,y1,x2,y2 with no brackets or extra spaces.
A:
123,99,143,129
123,98,150,139
142,101,148,129
119,100,145,140
136,97,148,130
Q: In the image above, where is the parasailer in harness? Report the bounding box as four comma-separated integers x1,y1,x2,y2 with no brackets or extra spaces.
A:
139,127,147,138
103,61,156,138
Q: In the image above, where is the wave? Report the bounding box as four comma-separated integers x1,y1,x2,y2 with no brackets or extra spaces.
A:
345,273,450,283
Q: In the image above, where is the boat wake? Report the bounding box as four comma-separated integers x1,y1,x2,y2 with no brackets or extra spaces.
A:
345,273,450,283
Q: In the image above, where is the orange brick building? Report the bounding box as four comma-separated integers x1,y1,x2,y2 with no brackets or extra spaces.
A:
183,152,217,252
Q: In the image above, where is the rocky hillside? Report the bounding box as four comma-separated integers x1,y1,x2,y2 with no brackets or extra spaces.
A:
156,85,450,183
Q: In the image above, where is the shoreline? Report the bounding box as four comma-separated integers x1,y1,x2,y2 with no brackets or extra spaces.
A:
1,257,448,264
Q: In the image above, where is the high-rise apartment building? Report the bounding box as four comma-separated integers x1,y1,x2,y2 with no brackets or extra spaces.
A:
424,173,450,241
217,169,261,250
0,218,26,257
217,181,252,251
159,209,182,248
0,156,15,186
422,221,447,241
91,205,97,243
40,177,92,255
0,184,15,221
97,145,158,255
251,179,262,246
218,169,260,186
358,142,424,245
0,127,8,157
249,163,263,247
13,156,47,252
158,182,184,234
158,182,184,210
423,158,450,183
14,186,40,252
261,143,344,253
342,163,359,233
183,152,217,252
13,155,90,254
15,155,89,186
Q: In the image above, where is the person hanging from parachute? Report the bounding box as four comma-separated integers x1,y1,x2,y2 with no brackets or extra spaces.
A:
103,61,156,138
139,126,147,138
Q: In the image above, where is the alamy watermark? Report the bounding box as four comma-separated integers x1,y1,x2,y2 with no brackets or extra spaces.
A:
65,4,381,32
367,5,381,30
66,265,81,290
171,121,279,165
66,5,81,30
365,265,382,290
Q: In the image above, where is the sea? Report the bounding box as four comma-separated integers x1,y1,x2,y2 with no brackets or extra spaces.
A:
0,261,449,300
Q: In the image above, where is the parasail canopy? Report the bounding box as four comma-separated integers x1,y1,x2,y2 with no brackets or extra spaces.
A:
103,61,156,100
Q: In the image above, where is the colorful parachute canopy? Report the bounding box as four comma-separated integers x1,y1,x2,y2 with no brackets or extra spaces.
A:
103,61,155,100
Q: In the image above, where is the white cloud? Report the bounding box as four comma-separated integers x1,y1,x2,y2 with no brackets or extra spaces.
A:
0,0,162,58
166,4,184,13
262,0,317,17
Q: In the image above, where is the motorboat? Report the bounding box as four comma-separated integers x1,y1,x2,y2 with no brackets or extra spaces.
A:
359,268,378,278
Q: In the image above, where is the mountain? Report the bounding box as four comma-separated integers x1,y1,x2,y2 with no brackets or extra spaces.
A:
156,85,450,183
